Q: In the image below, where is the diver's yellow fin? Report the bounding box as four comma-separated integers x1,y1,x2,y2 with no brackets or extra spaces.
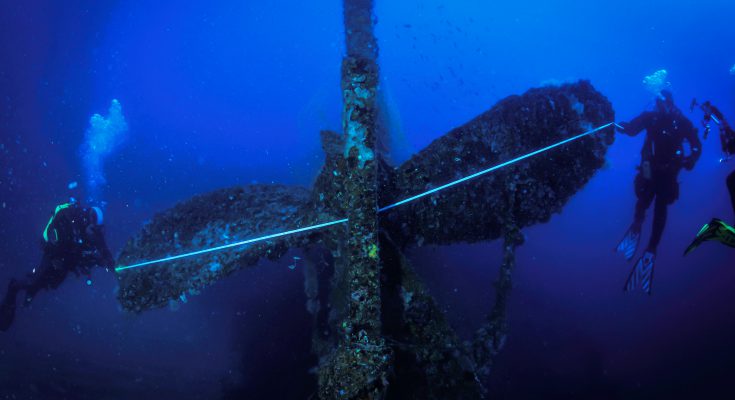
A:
684,218,735,256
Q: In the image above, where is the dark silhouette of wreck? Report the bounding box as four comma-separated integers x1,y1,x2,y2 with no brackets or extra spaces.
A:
116,1,615,398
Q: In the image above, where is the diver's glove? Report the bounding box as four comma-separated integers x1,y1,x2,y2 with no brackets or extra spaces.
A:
101,252,115,269
682,157,696,171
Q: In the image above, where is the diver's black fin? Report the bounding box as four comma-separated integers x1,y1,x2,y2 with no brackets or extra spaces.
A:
616,227,641,261
685,218,735,256
0,303,16,332
624,251,655,295
0,280,19,332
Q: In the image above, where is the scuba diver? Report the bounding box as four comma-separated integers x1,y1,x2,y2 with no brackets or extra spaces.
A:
615,90,701,294
0,199,114,332
684,99,735,254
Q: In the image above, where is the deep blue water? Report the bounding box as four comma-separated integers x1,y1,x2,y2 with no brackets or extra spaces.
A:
1,0,734,398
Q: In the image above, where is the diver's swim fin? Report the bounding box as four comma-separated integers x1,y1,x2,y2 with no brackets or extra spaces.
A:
625,251,655,294
0,303,15,332
0,280,19,332
616,227,641,261
685,218,735,256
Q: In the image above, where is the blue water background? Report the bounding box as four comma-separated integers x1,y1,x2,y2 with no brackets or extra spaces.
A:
1,0,734,398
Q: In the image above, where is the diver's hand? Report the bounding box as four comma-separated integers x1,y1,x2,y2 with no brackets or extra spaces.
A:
682,157,696,171
102,254,115,269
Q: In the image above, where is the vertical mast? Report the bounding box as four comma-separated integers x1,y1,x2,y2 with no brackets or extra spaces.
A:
319,1,391,398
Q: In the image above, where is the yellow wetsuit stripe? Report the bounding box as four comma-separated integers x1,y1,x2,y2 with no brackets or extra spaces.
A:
42,203,72,242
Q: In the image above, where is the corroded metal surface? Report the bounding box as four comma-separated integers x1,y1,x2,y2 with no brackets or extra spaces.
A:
116,81,613,316
383,80,615,247
115,80,614,399
116,185,339,312
317,1,392,398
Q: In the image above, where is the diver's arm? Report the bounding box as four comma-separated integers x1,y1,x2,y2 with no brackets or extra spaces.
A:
683,123,702,170
89,226,115,268
618,112,652,137
710,105,728,126
96,229,115,268
100,242,115,269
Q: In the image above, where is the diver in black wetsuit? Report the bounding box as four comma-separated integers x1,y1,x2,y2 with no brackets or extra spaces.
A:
685,100,735,254
615,90,701,294
0,200,114,332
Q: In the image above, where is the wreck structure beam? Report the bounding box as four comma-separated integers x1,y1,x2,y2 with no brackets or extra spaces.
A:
318,1,391,399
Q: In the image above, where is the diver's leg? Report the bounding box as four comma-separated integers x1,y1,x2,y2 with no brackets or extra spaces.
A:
1,252,63,330
647,171,679,253
0,255,52,329
22,273,48,304
617,173,652,260
633,173,654,232
647,196,668,253
21,253,63,304
626,197,663,294
626,172,677,294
